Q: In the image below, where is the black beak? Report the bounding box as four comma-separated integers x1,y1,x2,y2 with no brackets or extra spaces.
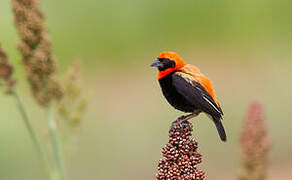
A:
150,59,163,67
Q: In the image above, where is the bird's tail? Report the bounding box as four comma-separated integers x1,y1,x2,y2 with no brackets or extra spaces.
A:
213,118,227,142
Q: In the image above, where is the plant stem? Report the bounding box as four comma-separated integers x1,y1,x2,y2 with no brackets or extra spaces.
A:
11,90,52,179
47,107,67,180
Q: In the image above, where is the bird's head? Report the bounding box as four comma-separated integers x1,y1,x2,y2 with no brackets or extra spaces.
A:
151,52,186,71
151,52,186,79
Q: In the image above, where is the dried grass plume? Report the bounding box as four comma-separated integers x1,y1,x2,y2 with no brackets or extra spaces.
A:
12,0,62,106
0,43,15,93
238,101,272,180
156,118,205,180
57,61,87,128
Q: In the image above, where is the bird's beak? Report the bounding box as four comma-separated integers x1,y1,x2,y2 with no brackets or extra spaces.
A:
150,59,163,67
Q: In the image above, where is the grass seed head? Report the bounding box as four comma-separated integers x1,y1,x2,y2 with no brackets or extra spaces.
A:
12,0,63,106
238,101,271,180
0,44,15,94
156,119,205,180
56,62,87,128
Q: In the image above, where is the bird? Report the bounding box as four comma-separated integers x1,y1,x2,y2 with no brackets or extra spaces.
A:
151,51,226,142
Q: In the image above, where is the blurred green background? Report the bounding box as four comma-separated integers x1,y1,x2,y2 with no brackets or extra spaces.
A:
1,0,292,179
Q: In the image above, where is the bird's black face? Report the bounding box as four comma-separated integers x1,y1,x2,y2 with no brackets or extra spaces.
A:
150,58,176,71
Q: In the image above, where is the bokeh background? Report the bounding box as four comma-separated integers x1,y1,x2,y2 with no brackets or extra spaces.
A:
1,0,292,179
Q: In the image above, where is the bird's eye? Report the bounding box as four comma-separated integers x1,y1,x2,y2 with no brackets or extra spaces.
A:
158,58,168,62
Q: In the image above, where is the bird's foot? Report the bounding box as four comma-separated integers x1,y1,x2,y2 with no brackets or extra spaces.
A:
178,113,199,123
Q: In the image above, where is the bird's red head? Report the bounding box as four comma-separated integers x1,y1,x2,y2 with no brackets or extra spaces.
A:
151,52,186,79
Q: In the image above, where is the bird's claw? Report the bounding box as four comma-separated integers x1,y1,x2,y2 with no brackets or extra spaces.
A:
177,113,199,123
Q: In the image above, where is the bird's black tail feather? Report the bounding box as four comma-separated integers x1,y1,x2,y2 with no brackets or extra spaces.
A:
214,120,227,142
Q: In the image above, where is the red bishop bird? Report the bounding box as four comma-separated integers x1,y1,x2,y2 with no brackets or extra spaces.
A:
151,52,226,142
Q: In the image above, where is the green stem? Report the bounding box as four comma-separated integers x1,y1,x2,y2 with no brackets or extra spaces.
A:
11,90,52,179
47,107,67,180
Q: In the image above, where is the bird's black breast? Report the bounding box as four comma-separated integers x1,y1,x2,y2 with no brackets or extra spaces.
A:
158,73,196,113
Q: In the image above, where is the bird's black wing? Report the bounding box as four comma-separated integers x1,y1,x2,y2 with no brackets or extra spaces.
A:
172,72,227,141
172,73,222,119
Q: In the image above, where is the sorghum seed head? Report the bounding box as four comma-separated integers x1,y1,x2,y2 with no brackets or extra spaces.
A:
238,101,271,180
156,119,205,180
